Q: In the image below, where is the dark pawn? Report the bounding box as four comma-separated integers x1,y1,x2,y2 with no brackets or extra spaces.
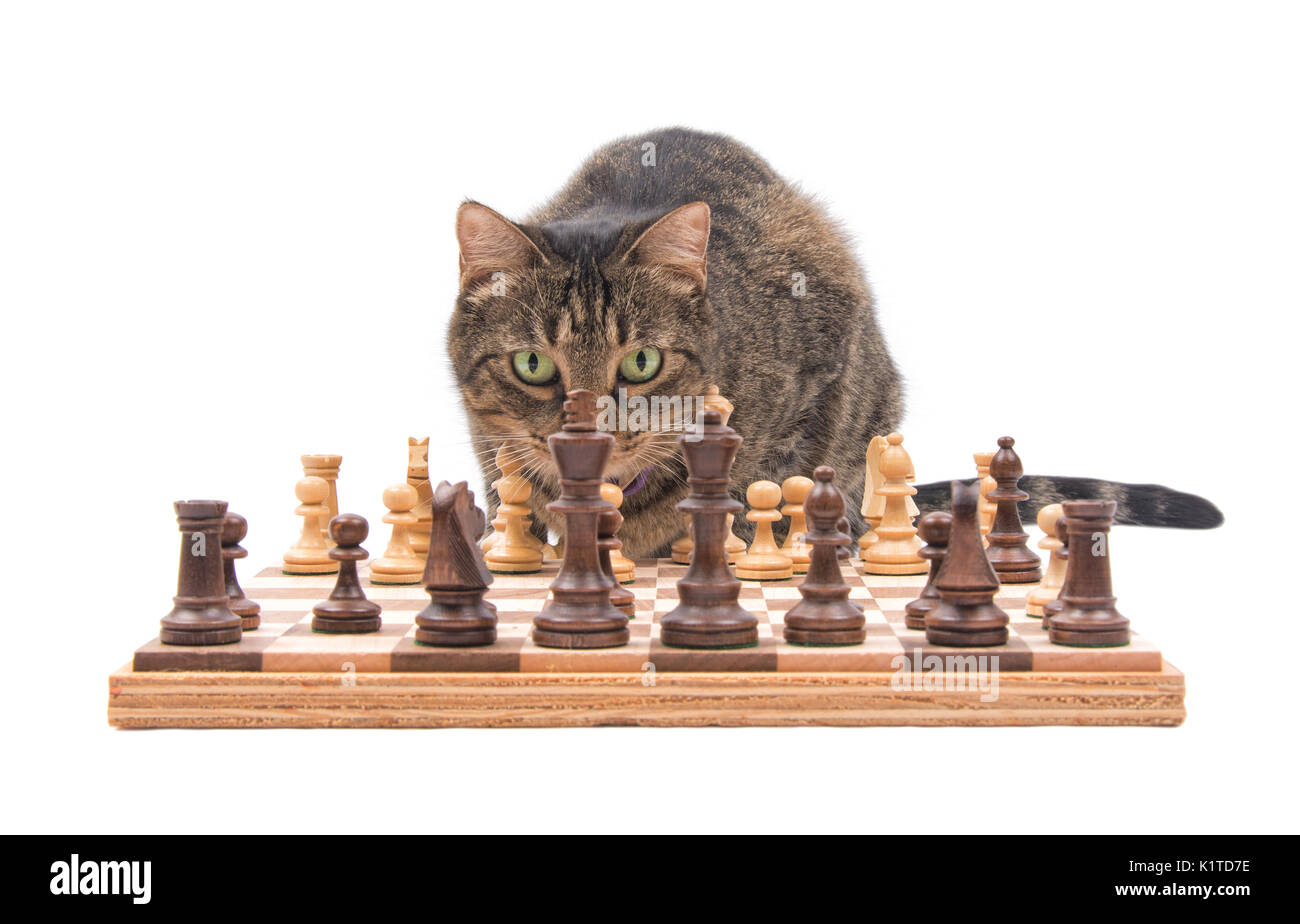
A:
599,491,636,619
532,390,630,649
222,512,261,631
835,516,853,560
985,436,1043,583
905,511,952,631
661,408,758,648
783,467,866,645
415,481,497,646
925,481,1009,647
311,514,382,634
1049,500,1130,647
1042,517,1070,630
161,500,243,646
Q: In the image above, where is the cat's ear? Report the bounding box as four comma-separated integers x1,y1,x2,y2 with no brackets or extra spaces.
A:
624,201,710,289
456,202,547,289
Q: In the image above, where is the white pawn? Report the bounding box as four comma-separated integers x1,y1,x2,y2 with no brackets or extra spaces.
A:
780,475,813,574
601,483,637,584
369,483,424,585
1027,503,1066,617
282,476,338,575
735,481,794,580
484,445,544,573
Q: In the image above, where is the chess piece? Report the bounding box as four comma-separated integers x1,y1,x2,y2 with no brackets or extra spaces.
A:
1048,500,1130,647
780,475,813,573
670,517,693,565
598,483,636,618
905,470,920,520
836,517,853,560
783,467,867,645
974,450,997,544
661,408,758,648
672,386,731,564
904,511,951,630
1026,503,1066,617
532,390,630,649
311,514,382,633
858,435,887,553
734,481,794,580
695,386,746,564
1042,517,1070,630
415,481,497,646
861,433,927,575
369,483,424,585
484,445,544,573
160,500,243,646
282,476,339,574
985,436,1043,583
221,512,261,630
601,483,637,584
544,535,563,560
407,438,432,561
301,454,342,543
925,481,1009,647
723,517,747,564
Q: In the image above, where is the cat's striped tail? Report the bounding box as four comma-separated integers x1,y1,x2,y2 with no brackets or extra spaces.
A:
912,476,1223,529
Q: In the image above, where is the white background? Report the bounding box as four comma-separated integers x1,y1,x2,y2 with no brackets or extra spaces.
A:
1,0,1296,833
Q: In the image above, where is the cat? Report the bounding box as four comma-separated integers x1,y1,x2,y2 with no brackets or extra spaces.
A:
447,127,1221,558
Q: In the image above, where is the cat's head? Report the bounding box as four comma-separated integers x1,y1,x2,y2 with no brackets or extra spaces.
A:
448,200,714,492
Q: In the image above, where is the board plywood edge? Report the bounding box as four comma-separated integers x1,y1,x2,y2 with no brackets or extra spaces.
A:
107,661,1185,729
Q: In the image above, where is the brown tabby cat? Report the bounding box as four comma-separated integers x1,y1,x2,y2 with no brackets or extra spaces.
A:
448,128,1219,557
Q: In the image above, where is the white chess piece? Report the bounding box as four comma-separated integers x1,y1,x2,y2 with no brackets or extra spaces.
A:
1027,504,1066,617
369,483,424,585
484,446,544,573
282,476,338,574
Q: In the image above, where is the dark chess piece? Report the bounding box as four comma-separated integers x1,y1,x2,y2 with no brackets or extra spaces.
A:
1042,517,1070,630
985,436,1043,583
160,500,243,646
599,484,636,619
904,511,952,631
532,390,630,649
311,514,382,633
925,480,1009,647
415,480,498,646
1048,500,1130,647
661,408,759,648
835,516,853,560
783,467,867,645
222,512,261,631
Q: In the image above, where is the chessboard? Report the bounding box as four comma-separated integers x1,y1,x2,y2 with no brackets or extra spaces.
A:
108,558,1185,728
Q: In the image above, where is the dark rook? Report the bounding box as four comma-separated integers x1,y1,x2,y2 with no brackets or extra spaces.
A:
160,500,243,646
1048,500,1130,647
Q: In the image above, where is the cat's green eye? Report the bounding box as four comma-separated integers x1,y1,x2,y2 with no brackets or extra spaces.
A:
619,347,662,383
512,350,557,386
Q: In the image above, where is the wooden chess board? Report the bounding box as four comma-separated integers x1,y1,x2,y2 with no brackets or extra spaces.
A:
107,559,1185,728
